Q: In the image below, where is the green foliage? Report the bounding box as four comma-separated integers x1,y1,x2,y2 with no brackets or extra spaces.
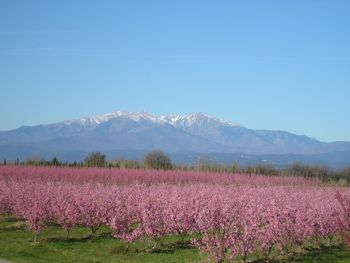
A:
51,157,61,167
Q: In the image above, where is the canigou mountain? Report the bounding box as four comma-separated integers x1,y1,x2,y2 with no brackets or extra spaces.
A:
0,110,350,166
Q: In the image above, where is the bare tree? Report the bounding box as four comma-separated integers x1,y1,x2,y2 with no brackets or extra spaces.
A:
144,150,172,170
84,152,106,167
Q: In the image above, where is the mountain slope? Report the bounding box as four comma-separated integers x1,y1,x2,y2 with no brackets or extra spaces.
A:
0,110,350,165
167,113,324,154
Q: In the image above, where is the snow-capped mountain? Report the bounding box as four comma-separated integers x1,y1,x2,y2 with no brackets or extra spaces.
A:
160,112,239,128
63,111,162,126
0,110,350,166
63,111,239,128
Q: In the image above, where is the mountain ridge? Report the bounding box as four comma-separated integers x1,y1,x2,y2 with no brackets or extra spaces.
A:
1,110,350,167
59,111,240,128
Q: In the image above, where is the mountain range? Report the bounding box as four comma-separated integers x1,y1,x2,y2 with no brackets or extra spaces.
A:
1,110,350,168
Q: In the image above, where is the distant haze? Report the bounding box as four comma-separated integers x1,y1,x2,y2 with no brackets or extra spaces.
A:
1,1,350,141
0,110,350,168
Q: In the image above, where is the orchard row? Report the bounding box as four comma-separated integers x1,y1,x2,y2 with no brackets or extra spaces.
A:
0,166,349,262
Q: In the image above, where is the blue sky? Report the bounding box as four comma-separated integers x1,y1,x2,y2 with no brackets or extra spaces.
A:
0,0,349,142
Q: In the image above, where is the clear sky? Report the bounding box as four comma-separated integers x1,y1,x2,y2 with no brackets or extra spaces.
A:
0,0,349,142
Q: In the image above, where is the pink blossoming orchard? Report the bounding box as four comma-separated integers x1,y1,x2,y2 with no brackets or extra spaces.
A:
1,166,350,262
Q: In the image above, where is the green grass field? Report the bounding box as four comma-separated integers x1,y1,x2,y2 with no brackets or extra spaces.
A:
1,216,350,263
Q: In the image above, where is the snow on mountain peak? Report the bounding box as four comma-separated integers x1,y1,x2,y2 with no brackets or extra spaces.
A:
63,110,239,128
160,112,239,127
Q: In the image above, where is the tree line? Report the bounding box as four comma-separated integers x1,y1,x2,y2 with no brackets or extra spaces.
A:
1,150,173,170
2,151,350,184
